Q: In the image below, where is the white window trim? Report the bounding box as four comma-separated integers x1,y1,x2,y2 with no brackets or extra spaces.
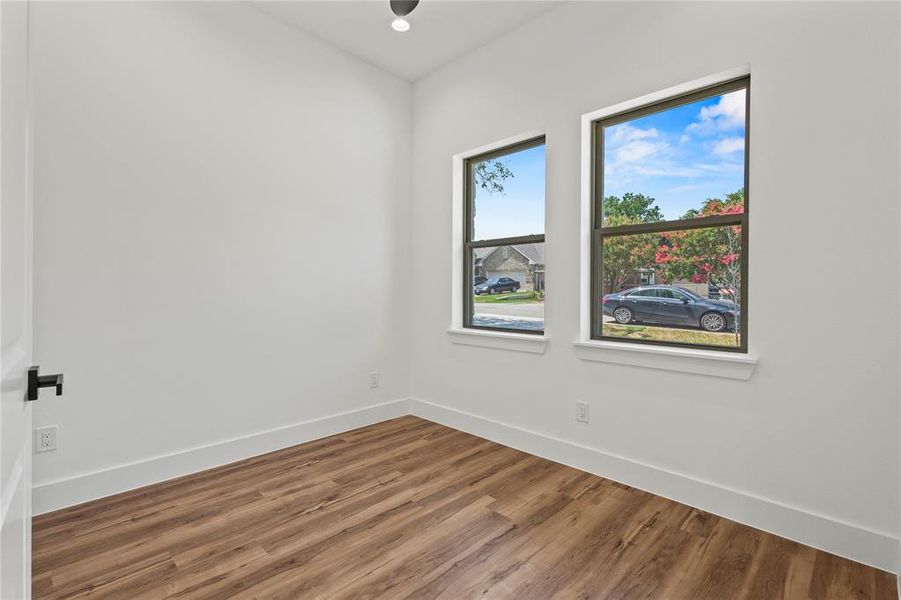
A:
574,340,756,380
576,65,758,379
447,328,548,354
449,129,547,352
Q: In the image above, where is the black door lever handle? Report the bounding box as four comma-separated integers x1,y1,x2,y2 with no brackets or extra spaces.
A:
27,366,63,401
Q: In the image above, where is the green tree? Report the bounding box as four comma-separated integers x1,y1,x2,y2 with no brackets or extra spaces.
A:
603,193,664,224
656,189,745,343
601,194,663,293
473,160,514,194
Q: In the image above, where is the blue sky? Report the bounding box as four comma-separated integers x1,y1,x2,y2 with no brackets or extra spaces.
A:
472,144,545,240
472,88,746,239
603,89,746,220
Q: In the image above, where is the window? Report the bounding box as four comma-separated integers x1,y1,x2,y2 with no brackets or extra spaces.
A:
464,136,545,334
592,78,749,351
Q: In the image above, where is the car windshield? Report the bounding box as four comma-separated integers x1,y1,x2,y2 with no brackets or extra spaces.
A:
485,278,500,284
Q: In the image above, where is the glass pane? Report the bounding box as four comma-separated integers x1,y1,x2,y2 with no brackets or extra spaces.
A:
472,243,545,332
600,225,742,348
602,87,746,226
471,143,545,241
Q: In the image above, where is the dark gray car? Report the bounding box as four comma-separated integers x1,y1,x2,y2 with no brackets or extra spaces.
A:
474,277,521,295
602,285,738,332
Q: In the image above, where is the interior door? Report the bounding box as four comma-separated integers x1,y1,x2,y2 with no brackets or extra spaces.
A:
1,2,34,598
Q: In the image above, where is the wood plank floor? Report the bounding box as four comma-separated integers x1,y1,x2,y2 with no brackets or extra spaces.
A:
33,416,896,599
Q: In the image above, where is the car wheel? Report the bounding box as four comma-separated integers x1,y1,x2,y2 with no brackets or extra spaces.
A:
613,307,633,324
489,288,496,295
700,312,727,332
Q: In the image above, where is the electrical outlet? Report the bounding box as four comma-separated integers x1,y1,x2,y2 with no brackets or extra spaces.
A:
576,401,590,424
35,426,58,453
368,371,380,389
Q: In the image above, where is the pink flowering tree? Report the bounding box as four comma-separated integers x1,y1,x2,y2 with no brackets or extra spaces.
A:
655,190,744,339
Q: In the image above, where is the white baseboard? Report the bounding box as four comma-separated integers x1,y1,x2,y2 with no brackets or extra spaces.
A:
409,398,899,573
33,396,898,574
32,399,410,515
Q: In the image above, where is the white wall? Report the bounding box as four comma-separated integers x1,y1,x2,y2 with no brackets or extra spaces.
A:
28,0,901,573
410,2,901,569
31,2,411,508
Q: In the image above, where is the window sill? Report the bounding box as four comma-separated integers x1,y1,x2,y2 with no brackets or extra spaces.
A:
573,340,757,380
447,328,548,354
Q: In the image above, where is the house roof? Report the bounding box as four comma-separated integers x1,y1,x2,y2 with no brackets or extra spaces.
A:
474,244,545,266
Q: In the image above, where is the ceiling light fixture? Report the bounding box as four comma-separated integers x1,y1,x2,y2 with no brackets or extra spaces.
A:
391,17,410,32
389,0,419,32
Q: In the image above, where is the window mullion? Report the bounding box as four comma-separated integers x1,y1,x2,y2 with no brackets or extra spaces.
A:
598,214,743,237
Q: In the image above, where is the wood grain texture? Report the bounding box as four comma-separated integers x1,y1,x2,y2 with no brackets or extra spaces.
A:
33,416,897,599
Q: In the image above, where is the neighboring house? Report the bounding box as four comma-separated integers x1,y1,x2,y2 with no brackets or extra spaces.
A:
626,268,656,288
474,245,545,292
615,268,714,299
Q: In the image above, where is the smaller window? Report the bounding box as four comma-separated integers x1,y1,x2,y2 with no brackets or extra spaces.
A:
464,137,546,334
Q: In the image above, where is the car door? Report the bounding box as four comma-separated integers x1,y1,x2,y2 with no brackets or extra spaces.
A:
652,288,696,326
625,289,657,320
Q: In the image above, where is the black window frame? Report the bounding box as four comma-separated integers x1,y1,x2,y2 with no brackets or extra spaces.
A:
463,135,546,335
591,77,750,352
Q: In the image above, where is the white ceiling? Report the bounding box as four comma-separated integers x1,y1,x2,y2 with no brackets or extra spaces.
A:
251,1,561,81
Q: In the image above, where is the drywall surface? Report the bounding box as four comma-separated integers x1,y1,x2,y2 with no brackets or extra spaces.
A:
410,1,900,565
32,2,411,501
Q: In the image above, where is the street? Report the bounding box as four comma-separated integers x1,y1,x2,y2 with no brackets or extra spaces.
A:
473,302,544,331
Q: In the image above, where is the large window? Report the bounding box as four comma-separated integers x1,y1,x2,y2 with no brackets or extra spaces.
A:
464,137,545,334
592,78,749,351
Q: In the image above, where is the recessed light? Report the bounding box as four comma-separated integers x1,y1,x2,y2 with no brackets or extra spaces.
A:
389,1,418,32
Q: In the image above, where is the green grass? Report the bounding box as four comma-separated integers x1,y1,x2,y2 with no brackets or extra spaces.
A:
473,292,543,304
602,323,740,348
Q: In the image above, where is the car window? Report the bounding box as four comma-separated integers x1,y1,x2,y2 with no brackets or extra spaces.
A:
631,289,657,298
655,289,679,300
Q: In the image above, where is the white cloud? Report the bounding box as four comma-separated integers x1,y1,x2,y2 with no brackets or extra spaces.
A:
694,161,744,173
667,183,704,194
607,123,659,145
614,140,668,164
605,123,670,176
685,89,746,135
633,164,705,178
712,136,745,155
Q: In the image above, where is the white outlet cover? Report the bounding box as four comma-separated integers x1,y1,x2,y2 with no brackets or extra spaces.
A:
35,426,58,453
576,401,590,423
369,372,380,388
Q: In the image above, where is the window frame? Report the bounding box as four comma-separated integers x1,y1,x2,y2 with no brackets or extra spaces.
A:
463,135,546,335
591,77,750,353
